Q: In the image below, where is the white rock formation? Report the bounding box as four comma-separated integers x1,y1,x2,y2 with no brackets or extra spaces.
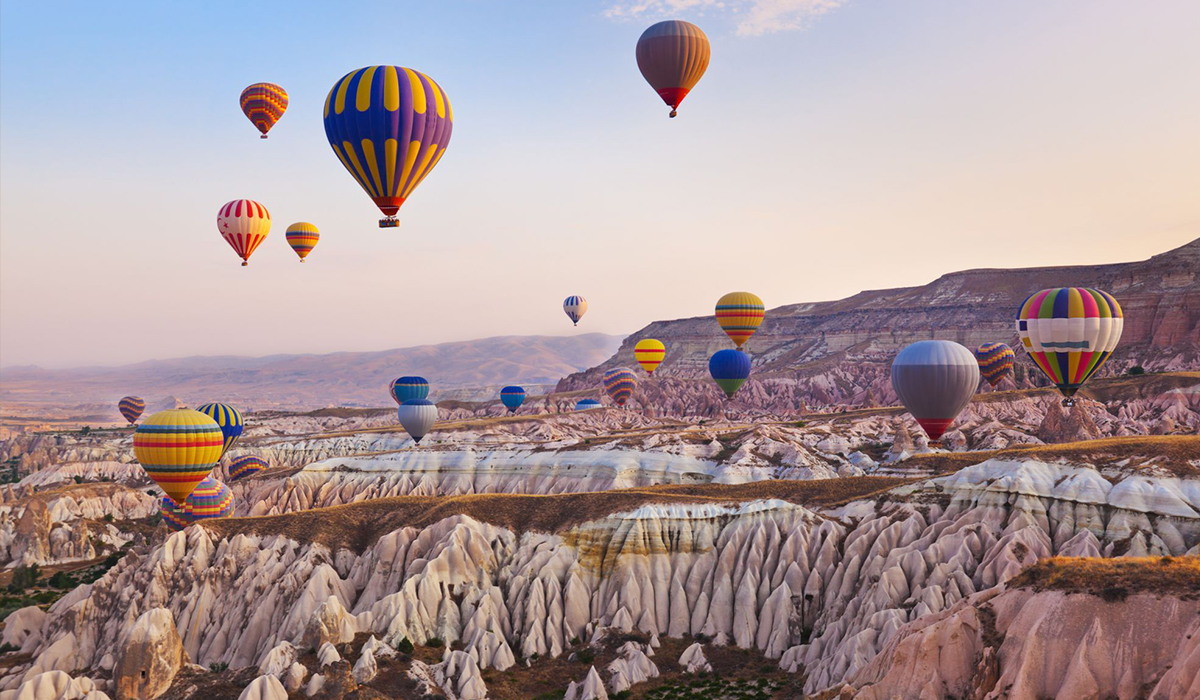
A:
678,643,712,674
112,608,185,700
236,676,287,700
564,666,609,700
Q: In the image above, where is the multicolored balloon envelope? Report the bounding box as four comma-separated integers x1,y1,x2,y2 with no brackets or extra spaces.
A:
118,396,145,425
240,83,288,138
134,409,224,504
564,296,588,326
324,66,453,227
196,403,243,457
398,399,438,443
709,349,751,398
228,455,268,482
1016,287,1123,406
391,376,430,405
891,341,980,442
218,200,271,266
636,20,710,118
715,292,764,348
603,367,637,406
500,386,526,413
186,477,234,521
635,339,666,375
575,399,602,411
285,222,320,262
976,342,1016,387
160,495,190,532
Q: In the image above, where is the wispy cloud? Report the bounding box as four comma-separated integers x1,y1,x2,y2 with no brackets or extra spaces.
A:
604,0,847,36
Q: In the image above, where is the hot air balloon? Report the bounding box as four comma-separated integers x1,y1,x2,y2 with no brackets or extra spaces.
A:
891,341,980,443
603,367,637,407
134,409,224,504
197,403,243,457
1016,287,1123,407
575,399,602,411
635,339,666,375
636,21,710,118
185,477,234,521
240,83,288,139
976,342,1016,387
398,399,437,443
564,296,588,326
228,455,267,482
709,349,751,398
715,292,764,348
285,222,319,262
118,396,145,426
324,66,453,228
390,376,430,405
500,386,526,413
217,200,271,266
160,495,191,532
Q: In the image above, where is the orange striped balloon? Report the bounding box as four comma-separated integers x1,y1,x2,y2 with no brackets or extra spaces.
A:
634,338,666,375
285,222,319,262
218,200,271,267
133,409,224,504
240,83,288,138
715,292,765,348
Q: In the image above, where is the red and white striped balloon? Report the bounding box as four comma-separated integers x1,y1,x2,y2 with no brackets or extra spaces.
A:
217,199,271,266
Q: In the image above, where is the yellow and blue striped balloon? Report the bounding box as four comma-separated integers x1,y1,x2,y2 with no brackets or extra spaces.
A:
285,222,320,262
197,403,243,457
133,409,224,504
715,292,765,348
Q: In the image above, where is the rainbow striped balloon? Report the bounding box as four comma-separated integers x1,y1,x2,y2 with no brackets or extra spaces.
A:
1016,287,1123,405
133,409,224,504
603,367,637,407
634,339,666,375
228,455,267,482
118,396,145,425
240,83,288,138
715,292,765,348
185,477,234,521
975,342,1016,387
285,222,320,262
160,495,191,532
217,200,271,266
197,403,243,457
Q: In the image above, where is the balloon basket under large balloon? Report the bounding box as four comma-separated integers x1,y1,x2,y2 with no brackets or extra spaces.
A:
241,261,248,267
260,134,268,139
379,217,399,229
669,109,677,118
1062,398,1076,408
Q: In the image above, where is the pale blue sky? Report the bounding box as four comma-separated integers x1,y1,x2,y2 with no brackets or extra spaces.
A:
2,0,1197,367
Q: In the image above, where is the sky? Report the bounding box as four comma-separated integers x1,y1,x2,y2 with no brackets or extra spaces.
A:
1,0,1197,368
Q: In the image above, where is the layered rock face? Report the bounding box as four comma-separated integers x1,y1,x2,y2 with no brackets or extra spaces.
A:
559,238,1200,415
7,458,1197,697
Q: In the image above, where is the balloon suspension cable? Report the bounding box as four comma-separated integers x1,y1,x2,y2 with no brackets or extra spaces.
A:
669,109,678,118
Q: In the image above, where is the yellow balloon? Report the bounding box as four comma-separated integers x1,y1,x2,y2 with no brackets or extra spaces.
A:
634,339,666,375
715,292,764,348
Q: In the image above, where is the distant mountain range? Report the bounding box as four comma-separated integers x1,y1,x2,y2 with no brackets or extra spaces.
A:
0,334,624,412
558,237,1200,416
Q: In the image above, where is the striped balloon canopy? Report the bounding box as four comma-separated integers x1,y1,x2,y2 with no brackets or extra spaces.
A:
285,222,319,262
228,455,268,482
160,495,190,532
715,292,764,349
1016,287,1123,406
390,376,430,405
500,386,526,413
324,66,453,228
133,409,224,504
709,349,751,399
118,396,145,425
240,83,288,138
602,367,637,407
636,21,710,118
575,399,602,411
197,403,243,457
217,200,271,266
975,342,1016,387
634,339,666,375
186,477,235,521
564,296,588,326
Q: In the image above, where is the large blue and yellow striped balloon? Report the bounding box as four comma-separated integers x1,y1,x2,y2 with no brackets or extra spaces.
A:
197,403,243,457
324,66,453,227
133,409,224,504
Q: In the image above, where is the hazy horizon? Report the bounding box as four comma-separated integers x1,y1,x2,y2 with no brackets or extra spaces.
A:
3,0,1198,367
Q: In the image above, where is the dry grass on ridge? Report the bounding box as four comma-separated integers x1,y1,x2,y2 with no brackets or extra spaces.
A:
202,476,914,553
1009,556,1200,599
